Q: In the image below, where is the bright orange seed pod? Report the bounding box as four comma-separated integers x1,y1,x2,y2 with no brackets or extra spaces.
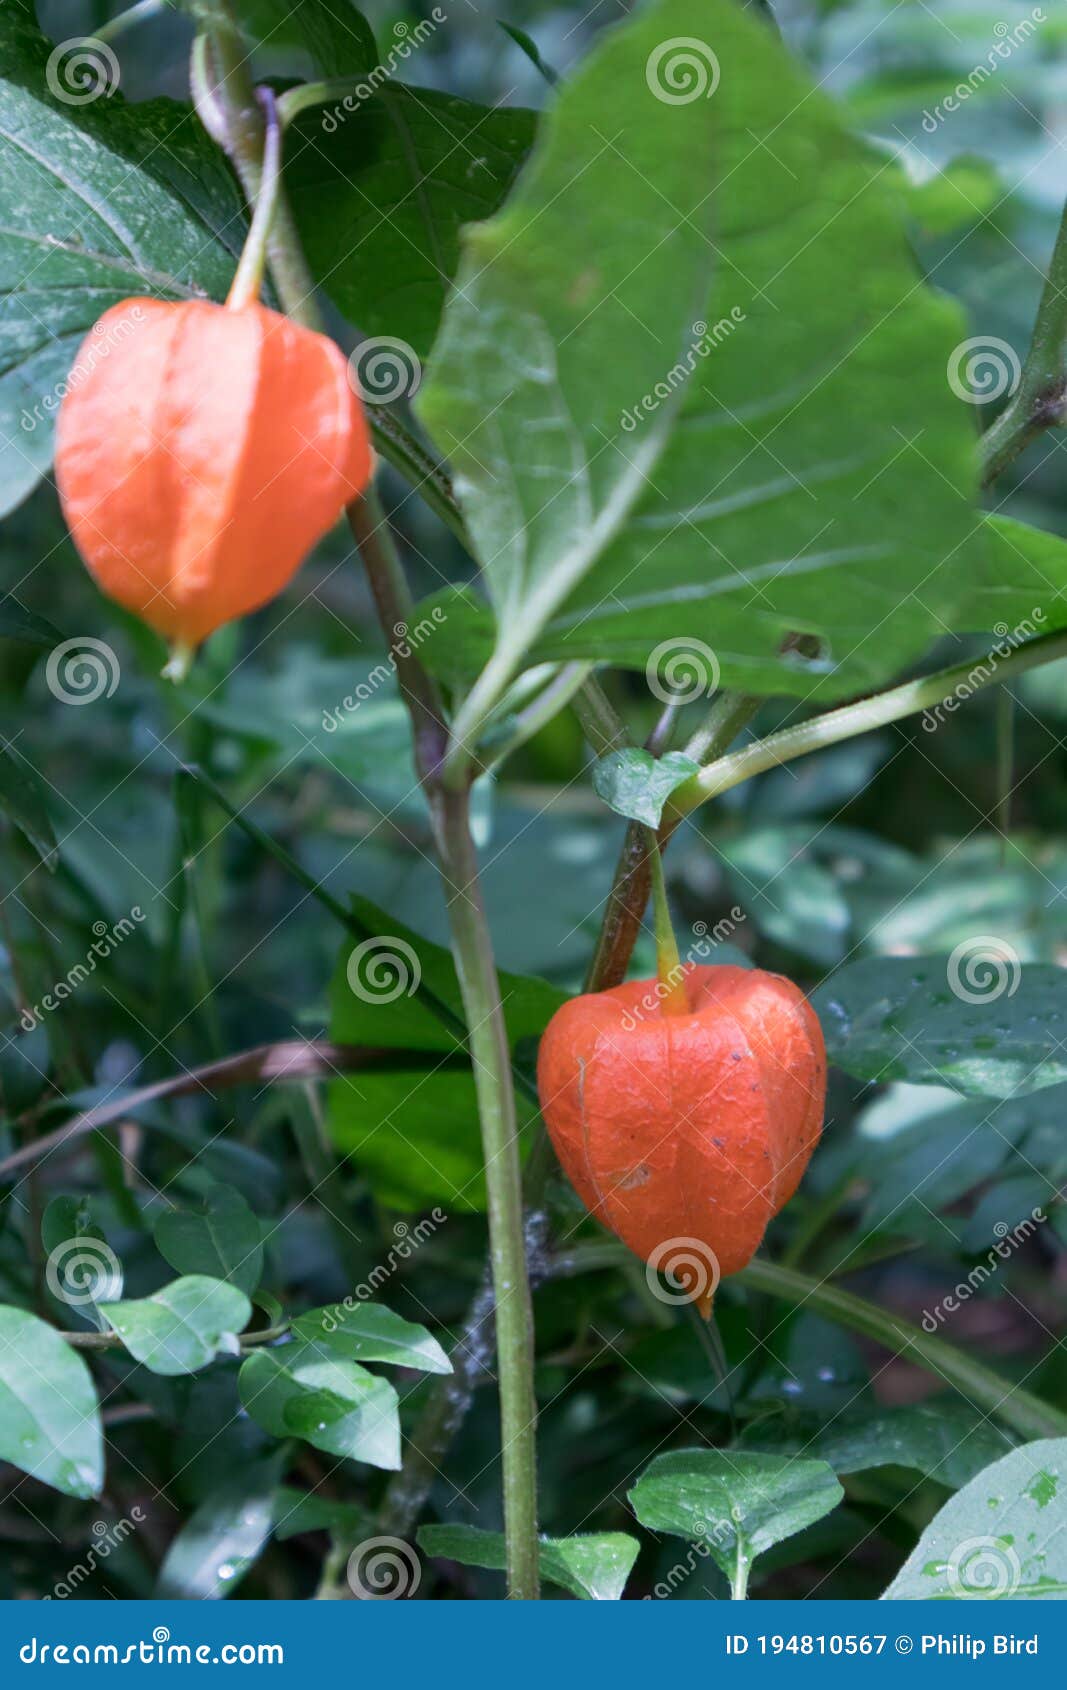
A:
537,964,826,1313
55,298,372,665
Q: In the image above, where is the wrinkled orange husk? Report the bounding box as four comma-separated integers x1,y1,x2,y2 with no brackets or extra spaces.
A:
55,298,372,649
537,964,826,1298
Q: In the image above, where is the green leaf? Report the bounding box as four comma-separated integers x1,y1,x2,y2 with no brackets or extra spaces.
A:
272,1486,371,1543
417,0,976,709
154,1186,264,1296
233,0,377,70
716,825,851,967
498,23,559,86
958,515,1067,636
814,956,1067,1097
748,1403,1018,1492
884,1438,1067,1598
327,895,563,1208
329,895,564,1054
0,6,242,514
417,1524,639,1600
0,746,56,867
629,1450,843,1594
0,1307,103,1498
41,1195,123,1310
239,1337,400,1469
156,1454,284,1599
101,1277,252,1376
0,598,59,645
287,87,535,359
293,1302,451,1374
591,750,700,829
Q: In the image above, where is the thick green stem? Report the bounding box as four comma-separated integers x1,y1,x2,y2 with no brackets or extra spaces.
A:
433,785,540,1600
647,829,687,1013
670,628,1067,820
981,194,1067,485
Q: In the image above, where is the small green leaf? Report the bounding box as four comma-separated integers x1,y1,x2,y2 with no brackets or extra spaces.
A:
239,1337,400,1470
630,1450,843,1594
417,1524,639,1600
154,1186,264,1295
592,749,700,829
272,1486,371,1544
884,1438,1067,1598
101,1277,251,1376
41,1195,123,1312
293,1302,451,1375
0,1306,103,1498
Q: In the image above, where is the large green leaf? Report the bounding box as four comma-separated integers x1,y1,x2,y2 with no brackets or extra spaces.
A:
814,956,1067,1097
154,1186,265,1296
747,1403,1018,1492
416,0,976,710
0,6,242,515
884,1439,1067,1598
327,895,563,1208
0,1306,103,1498
417,1524,639,1601
101,1277,251,1376
288,87,535,359
629,1449,843,1596
238,1336,400,1469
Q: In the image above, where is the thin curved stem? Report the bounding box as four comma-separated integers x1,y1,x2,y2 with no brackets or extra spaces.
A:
553,1245,1067,1443
670,627,1067,821
740,1259,1067,1443
226,87,281,309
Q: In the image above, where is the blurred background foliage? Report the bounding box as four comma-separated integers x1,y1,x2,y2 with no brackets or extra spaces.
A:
1,0,1065,1599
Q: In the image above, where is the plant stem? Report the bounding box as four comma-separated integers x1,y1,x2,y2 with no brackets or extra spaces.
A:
347,493,540,1598
226,87,281,309
739,1259,1067,1442
483,663,595,773
190,11,322,330
432,784,540,1600
345,493,448,781
647,829,687,1013
94,0,166,45
552,1244,1067,1443
980,195,1067,485
670,627,1067,821
570,675,631,758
